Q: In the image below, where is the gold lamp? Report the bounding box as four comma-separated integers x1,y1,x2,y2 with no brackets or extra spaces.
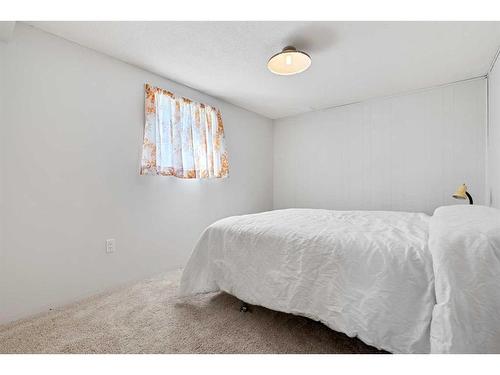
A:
452,184,473,205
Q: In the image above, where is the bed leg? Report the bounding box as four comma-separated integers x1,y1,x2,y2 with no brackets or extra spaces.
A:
240,302,249,313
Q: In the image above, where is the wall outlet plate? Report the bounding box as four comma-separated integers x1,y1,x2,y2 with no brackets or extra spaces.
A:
106,239,115,253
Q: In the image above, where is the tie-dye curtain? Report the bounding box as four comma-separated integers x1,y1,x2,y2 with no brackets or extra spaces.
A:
141,84,229,179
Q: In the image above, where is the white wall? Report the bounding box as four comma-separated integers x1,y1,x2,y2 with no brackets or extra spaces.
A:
0,41,6,304
0,24,273,324
488,54,500,208
274,79,487,214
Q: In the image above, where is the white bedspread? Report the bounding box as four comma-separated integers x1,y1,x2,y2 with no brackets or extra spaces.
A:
180,209,435,353
429,205,500,353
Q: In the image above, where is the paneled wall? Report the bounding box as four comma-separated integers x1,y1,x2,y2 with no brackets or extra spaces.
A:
274,79,487,214
488,55,500,208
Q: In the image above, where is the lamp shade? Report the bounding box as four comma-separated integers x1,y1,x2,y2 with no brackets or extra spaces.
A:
267,46,311,76
452,184,468,200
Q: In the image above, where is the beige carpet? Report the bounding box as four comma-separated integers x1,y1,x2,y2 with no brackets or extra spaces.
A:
0,270,385,354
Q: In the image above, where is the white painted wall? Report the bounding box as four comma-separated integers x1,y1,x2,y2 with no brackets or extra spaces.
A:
0,41,6,308
0,24,273,324
0,22,15,43
488,55,500,208
274,79,487,214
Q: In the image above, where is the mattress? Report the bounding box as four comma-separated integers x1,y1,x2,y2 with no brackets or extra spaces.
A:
179,208,435,353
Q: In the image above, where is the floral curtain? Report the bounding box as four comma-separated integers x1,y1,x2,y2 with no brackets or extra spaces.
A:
141,84,229,179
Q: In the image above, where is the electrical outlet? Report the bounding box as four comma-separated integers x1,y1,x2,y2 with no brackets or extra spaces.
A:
106,239,115,254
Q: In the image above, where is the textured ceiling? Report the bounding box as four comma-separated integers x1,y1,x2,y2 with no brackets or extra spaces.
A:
27,21,500,119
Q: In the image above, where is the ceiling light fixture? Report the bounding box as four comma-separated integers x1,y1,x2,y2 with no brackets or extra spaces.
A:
267,46,311,76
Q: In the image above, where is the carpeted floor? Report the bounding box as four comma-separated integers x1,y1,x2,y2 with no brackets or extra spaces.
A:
0,270,385,354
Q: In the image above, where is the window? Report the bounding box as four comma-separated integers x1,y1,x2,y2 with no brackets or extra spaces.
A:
140,84,229,179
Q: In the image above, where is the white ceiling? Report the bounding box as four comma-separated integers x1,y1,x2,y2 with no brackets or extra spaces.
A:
27,21,500,119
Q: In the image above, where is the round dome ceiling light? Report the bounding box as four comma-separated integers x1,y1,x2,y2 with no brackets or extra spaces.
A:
267,46,311,76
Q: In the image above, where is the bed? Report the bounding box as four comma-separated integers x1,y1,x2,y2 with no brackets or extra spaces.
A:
179,206,500,353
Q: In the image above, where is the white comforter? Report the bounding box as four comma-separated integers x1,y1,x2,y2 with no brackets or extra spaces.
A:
429,205,500,353
180,209,435,353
